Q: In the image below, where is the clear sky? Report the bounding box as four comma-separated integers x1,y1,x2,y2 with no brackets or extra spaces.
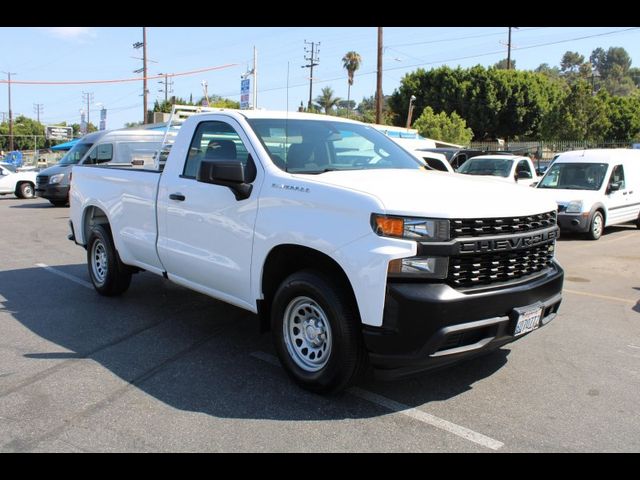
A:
1,26,639,130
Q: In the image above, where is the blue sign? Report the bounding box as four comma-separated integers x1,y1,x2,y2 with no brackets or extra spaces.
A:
240,78,251,109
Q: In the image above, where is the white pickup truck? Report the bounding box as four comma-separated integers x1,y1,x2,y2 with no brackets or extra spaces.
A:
69,109,564,393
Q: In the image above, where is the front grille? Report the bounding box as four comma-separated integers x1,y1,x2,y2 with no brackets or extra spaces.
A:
448,243,555,288
450,211,557,238
36,175,49,186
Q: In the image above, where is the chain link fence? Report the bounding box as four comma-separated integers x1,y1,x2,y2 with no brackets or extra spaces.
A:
468,140,635,167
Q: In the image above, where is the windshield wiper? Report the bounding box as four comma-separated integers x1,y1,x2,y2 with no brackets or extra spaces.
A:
292,168,342,175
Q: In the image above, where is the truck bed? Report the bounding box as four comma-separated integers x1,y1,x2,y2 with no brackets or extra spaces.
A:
70,165,165,274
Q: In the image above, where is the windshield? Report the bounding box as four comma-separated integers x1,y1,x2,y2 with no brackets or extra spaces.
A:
1,163,16,173
246,118,423,174
457,157,514,177
58,142,93,165
537,162,608,191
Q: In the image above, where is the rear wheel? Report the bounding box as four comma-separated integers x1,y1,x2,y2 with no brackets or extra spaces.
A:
271,269,367,394
587,211,604,240
86,224,132,296
16,182,35,199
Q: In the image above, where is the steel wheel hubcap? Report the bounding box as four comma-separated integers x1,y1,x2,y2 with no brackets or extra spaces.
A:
91,240,108,284
283,296,332,372
594,215,603,236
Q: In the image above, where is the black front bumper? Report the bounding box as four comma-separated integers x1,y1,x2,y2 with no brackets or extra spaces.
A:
363,262,564,379
557,213,590,233
35,184,69,201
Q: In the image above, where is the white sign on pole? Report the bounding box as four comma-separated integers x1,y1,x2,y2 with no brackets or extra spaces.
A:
240,78,251,110
45,125,73,141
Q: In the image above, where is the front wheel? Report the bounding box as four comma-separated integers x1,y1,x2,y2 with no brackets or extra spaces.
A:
16,182,35,199
586,211,604,240
86,224,132,296
271,270,367,394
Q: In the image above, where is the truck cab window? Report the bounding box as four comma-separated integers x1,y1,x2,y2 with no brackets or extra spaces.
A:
183,121,252,180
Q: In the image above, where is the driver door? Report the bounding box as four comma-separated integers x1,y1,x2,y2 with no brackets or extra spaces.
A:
604,164,627,225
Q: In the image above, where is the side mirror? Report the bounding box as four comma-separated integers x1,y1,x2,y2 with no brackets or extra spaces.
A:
197,160,252,201
607,181,621,193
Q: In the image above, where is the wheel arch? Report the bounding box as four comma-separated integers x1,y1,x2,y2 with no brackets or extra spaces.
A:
258,244,359,332
82,205,110,246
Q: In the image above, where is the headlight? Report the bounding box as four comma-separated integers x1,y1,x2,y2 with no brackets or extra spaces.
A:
388,256,449,279
49,173,65,184
565,200,583,214
371,214,449,242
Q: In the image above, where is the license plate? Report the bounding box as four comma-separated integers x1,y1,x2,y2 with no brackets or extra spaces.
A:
513,305,543,337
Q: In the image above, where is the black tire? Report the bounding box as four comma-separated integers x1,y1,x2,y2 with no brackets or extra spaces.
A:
16,182,35,199
86,224,132,296
586,211,604,240
636,212,640,229
271,269,367,394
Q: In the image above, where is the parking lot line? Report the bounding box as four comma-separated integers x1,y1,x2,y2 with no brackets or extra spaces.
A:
250,351,504,451
563,288,637,305
35,263,93,290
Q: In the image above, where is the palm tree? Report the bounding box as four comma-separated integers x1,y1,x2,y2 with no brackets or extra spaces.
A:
314,87,342,114
342,51,362,118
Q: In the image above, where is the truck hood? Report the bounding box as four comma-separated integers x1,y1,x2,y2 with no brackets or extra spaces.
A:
295,169,557,218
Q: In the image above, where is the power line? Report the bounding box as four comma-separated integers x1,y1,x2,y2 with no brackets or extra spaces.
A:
0,63,238,85
387,27,546,49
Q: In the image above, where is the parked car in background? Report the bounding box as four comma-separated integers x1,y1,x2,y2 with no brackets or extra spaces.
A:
0,162,37,199
536,149,640,240
36,128,164,207
388,138,453,172
456,155,539,187
418,148,488,170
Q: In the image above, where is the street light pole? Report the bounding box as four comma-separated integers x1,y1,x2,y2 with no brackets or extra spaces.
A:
3,72,17,151
406,95,416,129
376,27,383,124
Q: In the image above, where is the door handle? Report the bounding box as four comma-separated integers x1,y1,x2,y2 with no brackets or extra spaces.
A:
169,193,186,201
622,191,628,195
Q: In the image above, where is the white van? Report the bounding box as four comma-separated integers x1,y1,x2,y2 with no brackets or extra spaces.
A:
535,149,640,239
389,137,454,172
36,128,164,206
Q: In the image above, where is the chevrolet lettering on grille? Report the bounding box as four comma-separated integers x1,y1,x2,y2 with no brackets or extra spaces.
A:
459,228,559,254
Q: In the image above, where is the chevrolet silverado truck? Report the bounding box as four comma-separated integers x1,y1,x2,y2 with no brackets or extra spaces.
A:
69,108,564,394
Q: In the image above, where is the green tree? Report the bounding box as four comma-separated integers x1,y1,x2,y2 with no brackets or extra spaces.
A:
492,58,516,70
603,94,640,140
412,107,473,145
560,51,585,73
389,66,564,140
0,115,47,150
314,87,342,114
342,51,362,118
541,81,611,140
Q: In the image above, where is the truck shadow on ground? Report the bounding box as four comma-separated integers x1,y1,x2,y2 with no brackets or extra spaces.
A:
0,264,509,421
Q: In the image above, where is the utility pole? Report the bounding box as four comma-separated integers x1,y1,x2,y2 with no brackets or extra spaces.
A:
507,27,512,70
201,80,210,106
3,72,16,151
158,73,174,103
143,27,148,123
376,27,383,124
82,92,94,131
302,40,320,111
133,28,149,124
33,103,44,123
